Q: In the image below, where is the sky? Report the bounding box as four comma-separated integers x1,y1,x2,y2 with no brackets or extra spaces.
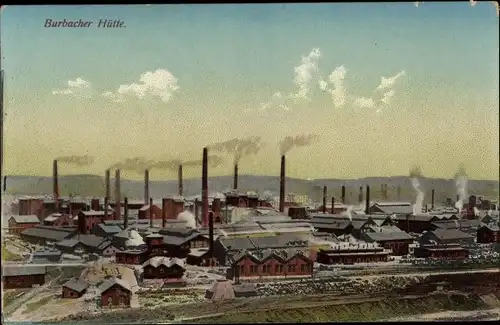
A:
1,2,499,181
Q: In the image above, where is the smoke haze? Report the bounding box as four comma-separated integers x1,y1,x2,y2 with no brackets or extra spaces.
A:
279,134,319,155
110,157,155,172
152,155,224,170
56,155,95,166
409,166,424,214
209,136,263,164
454,164,468,213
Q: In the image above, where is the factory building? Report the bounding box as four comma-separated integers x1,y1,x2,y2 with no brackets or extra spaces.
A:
20,226,76,244
360,226,414,256
77,211,109,234
55,234,113,255
477,224,500,243
2,266,46,289
43,213,74,227
8,215,40,234
414,244,469,259
142,256,186,280
137,204,163,220
393,214,435,233
316,242,391,265
99,277,132,309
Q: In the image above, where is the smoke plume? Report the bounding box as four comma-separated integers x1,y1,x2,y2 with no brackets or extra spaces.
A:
409,166,424,214
209,136,263,164
342,205,353,221
110,157,155,172
473,207,480,217
56,155,95,166
177,210,197,229
454,164,468,213
153,155,224,170
279,134,319,155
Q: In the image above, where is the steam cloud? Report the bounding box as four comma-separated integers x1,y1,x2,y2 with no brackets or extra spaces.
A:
56,155,95,166
279,134,319,156
342,205,354,221
209,136,263,164
177,211,197,229
454,164,468,213
109,157,155,172
409,166,424,215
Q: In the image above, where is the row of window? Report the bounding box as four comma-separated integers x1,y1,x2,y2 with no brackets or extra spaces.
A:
241,263,311,274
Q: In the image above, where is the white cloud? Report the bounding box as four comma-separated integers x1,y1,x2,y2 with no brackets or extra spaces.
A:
318,79,328,91
354,97,376,108
102,69,180,103
376,70,406,91
327,65,347,108
291,48,322,100
259,92,289,111
381,89,396,105
470,0,477,7
52,77,92,98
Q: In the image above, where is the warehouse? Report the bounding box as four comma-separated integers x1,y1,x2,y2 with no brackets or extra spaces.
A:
20,226,76,244
8,215,41,234
31,250,63,264
142,256,186,280
393,214,435,233
56,234,111,254
414,244,469,259
360,226,414,256
419,229,474,246
316,242,391,265
2,265,46,289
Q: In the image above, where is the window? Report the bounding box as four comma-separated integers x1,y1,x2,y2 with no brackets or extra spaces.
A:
301,264,305,273
107,297,113,306
262,265,267,273
250,265,258,274
287,264,296,273
239,265,245,275
275,264,280,273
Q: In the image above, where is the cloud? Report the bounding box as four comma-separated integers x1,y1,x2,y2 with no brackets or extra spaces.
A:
380,89,396,105
354,97,376,108
291,48,322,101
52,77,92,98
318,79,328,92
326,65,347,108
376,70,406,91
102,69,180,103
259,92,290,111
470,0,477,7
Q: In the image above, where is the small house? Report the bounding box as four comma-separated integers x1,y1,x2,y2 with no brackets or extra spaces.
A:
99,277,132,308
62,278,88,298
8,215,40,234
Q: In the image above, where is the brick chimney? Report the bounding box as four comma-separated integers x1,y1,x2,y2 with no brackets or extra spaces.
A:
162,198,167,228
91,198,100,211
365,185,370,214
104,197,109,220
149,197,154,228
123,197,129,229
202,147,209,227
178,164,183,196
341,185,346,204
114,169,121,220
358,186,363,204
431,189,435,209
322,186,327,214
331,196,335,214
279,155,286,213
53,160,59,211
144,169,149,205
233,164,238,190
105,169,111,200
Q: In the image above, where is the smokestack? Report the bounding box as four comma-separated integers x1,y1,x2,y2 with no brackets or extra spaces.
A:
397,185,401,201
53,160,59,208
123,197,129,229
202,147,209,228
144,169,150,205
341,186,346,204
431,189,435,209
331,196,335,214
365,186,370,214
233,164,238,190
358,186,363,204
114,169,121,220
162,198,167,228
194,198,199,222
104,197,109,219
149,197,154,228
178,164,183,196
322,186,327,214
105,169,111,200
279,156,286,213
209,207,214,256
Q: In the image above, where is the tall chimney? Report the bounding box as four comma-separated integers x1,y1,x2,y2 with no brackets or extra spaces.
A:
365,185,370,214
144,169,150,205
202,147,209,227
397,185,401,201
178,164,183,196
331,196,335,214
431,189,435,209
105,169,111,200
104,197,109,219
149,197,154,228
233,164,239,190
162,198,167,228
123,197,129,229
114,169,121,220
279,155,286,213
322,186,327,214
53,160,59,209
341,185,346,204
358,186,363,204
209,207,214,256
194,198,199,222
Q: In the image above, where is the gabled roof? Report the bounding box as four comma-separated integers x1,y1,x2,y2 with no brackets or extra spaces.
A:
362,228,413,242
9,215,40,224
479,223,500,232
21,226,75,242
98,277,132,293
93,223,122,235
63,278,88,293
142,256,185,269
220,233,308,251
3,265,46,276
427,229,474,241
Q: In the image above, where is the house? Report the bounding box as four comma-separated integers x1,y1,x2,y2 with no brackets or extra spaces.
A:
142,256,186,279
99,277,132,308
43,213,73,227
360,226,414,256
20,226,76,244
115,249,147,265
102,243,122,257
477,224,500,244
419,229,475,246
159,228,210,258
62,278,88,298
227,249,313,279
138,204,163,220
8,215,40,234
2,265,46,289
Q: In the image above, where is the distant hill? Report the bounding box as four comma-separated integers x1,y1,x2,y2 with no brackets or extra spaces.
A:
2,174,498,204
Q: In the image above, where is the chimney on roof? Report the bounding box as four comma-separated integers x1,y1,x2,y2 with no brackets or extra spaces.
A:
114,169,121,220
123,197,129,229
279,155,286,213
431,189,435,210
53,160,59,211
149,197,154,228
162,198,167,228
144,169,150,205
365,186,370,214
178,164,183,196
105,169,111,200
233,164,238,190
341,185,346,204
202,147,209,227
331,196,335,214
322,186,327,214
358,186,363,204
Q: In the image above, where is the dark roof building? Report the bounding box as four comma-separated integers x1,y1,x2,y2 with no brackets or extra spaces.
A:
419,229,474,246
9,215,41,224
20,226,76,243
